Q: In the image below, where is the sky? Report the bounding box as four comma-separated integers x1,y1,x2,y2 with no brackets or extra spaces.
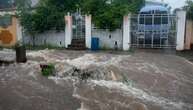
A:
154,0,187,9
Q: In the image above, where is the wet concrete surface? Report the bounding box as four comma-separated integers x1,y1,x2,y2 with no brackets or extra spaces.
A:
0,49,193,110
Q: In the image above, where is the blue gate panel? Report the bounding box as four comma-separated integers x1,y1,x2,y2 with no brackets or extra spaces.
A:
91,37,99,51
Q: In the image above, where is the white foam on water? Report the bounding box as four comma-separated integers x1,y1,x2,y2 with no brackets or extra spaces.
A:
90,80,193,110
48,76,193,110
48,76,77,85
66,54,130,69
27,49,53,62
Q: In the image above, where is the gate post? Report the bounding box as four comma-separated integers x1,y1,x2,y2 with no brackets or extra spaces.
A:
185,20,193,50
16,18,23,43
85,15,92,49
65,13,72,48
176,11,186,51
123,14,131,51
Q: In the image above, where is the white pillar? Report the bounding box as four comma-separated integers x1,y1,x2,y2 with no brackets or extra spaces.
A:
123,14,131,51
176,11,186,51
65,14,72,48
16,18,23,43
85,15,92,49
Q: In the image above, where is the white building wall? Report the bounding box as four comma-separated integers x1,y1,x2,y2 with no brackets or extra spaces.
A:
23,31,65,47
92,29,123,50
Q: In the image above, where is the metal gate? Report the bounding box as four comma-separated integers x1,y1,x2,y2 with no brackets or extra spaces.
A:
72,12,85,40
130,14,177,48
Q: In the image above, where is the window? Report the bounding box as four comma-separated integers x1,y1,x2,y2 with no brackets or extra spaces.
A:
154,15,161,25
139,11,168,25
0,15,12,28
139,15,144,24
145,15,153,25
162,15,168,24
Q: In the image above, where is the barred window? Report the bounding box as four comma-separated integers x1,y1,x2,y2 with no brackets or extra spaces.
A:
0,15,12,28
0,0,15,9
139,10,169,25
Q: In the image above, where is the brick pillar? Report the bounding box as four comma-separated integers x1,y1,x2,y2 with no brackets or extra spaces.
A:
185,20,193,50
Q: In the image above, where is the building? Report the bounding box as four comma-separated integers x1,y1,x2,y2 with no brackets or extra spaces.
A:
0,0,22,47
0,0,37,47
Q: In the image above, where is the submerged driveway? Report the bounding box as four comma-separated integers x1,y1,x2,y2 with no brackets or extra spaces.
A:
0,49,193,110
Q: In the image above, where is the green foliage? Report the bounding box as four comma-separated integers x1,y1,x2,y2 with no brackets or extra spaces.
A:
16,0,65,34
81,0,145,30
184,0,193,20
41,64,55,76
17,0,145,33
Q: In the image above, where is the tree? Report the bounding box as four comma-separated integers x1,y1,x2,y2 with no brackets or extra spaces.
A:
17,0,145,36
16,0,38,46
184,0,193,20
81,0,145,30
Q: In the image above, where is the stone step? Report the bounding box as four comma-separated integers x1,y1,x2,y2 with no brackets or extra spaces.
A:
68,39,86,50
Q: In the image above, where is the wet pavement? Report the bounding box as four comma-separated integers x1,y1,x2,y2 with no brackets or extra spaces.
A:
0,49,193,110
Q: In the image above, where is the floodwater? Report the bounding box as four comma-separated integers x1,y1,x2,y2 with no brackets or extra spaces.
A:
0,49,193,110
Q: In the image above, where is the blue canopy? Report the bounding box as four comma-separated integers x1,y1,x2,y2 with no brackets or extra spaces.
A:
140,5,168,13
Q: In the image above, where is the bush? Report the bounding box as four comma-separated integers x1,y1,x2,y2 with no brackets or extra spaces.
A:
40,64,55,76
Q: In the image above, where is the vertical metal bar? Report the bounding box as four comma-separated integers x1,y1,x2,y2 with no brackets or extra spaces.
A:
160,14,163,48
152,14,154,48
167,14,169,47
143,14,145,48
144,14,146,48
80,15,82,39
76,16,77,39
136,15,139,47
159,14,161,48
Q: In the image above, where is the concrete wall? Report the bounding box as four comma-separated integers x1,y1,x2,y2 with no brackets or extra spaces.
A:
23,31,65,47
92,29,123,50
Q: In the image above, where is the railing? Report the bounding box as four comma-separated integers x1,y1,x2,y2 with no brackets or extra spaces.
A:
130,14,177,48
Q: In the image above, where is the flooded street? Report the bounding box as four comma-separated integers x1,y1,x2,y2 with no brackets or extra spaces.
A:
0,49,193,110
